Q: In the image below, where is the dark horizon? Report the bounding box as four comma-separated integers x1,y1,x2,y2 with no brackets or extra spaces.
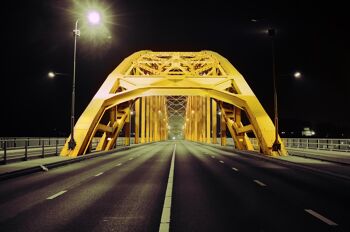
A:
1,0,349,138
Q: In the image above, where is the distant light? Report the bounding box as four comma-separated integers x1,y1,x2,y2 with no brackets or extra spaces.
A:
294,71,302,79
172,136,176,140
107,137,111,141
158,110,161,114
281,131,285,134
186,118,189,121
130,111,134,115
87,11,101,25
48,72,55,78
191,110,195,114
218,111,221,115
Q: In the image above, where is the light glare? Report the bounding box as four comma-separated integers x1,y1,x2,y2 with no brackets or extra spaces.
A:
294,71,301,79
87,11,101,25
48,72,55,78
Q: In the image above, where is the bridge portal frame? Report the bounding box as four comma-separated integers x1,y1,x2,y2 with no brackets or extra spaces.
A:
60,50,287,157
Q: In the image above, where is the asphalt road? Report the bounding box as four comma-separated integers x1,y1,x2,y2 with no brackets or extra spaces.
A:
0,141,349,232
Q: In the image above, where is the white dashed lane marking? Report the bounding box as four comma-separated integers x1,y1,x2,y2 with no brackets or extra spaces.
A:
219,160,224,164
94,172,104,177
253,180,267,187
305,209,338,226
47,190,67,200
231,167,239,172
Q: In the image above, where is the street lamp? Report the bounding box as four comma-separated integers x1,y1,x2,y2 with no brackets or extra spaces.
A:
267,28,282,152
69,10,102,150
48,71,68,79
268,28,303,152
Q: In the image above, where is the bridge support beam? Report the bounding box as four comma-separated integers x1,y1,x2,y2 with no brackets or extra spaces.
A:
206,96,211,144
141,97,146,143
134,99,140,144
60,50,287,157
212,99,217,144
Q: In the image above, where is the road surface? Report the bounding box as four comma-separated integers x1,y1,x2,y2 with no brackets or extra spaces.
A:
0,141,348,231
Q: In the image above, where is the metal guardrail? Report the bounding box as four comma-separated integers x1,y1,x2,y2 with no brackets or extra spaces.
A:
249,138,350,153
283,138,350,152
0,137,137,164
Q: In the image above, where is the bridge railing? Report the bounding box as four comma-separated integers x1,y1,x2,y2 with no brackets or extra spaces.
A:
0,137,138,164
249,138,350,153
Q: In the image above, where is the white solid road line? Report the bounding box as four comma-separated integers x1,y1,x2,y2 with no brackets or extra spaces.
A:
47,190,67,200
94,172,104,177
219,160,224,164
159,144,176,232
254,180,267,187
115,163,122,166
305,209,338,226
232,167,239,172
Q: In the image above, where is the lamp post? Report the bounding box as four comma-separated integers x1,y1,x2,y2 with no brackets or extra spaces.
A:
68,11,101,150
268,28,281,152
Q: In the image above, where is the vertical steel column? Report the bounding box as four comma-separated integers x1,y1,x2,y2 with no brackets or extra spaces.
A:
202,96,206,142
154,96,159,141
150,97,154,142
194,96,198,141
220,108,227,146
134,99,140,144
141,97,146,143
198,96,201,142
146,97,150,143
212,99,217,144
206,96,211,144
124,109,131,146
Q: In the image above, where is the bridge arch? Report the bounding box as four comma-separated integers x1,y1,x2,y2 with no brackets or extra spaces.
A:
61,50,287,157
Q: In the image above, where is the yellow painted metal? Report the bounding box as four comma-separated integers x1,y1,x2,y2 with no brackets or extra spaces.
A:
212,99,217,144
141,97,146,143
206,96,211,144
61,50,287,157
220,111,227,146
134,98,140,144
124,108,131,146
146,97,150,142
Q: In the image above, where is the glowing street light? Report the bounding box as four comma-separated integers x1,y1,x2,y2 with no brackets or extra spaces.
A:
48,71,68,79
87,11,101,25
68,10,103,150
294,71,302,79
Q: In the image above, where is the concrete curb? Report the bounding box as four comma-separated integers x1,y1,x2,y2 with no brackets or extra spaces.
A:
195,142,350,182
0,142,156,181
288,152,350,166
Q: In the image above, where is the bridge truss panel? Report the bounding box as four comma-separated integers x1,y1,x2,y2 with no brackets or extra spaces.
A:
60,50,287,157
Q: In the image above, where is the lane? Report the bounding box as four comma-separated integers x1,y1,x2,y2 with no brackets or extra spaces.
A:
0,143,158,206
193,142,350,229
171,141,348,232
0,142,175,231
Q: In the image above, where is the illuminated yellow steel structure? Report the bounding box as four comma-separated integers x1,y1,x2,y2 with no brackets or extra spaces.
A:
61,50,287,157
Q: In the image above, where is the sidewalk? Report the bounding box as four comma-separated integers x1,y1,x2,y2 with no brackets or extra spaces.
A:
287,147,350,165
0,142,156,180
0,156,71,174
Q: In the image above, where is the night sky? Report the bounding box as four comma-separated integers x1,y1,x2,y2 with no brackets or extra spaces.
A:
1,0,349,137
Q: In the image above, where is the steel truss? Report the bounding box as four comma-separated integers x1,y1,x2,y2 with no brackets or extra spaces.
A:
61,51,287,157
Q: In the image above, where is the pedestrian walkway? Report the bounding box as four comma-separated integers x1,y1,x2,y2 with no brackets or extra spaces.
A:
288,147,350,165
0,156,71,175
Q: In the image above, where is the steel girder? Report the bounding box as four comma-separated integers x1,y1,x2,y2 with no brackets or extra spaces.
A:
61,50,287,157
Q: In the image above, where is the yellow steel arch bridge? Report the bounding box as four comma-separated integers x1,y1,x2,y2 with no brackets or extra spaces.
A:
61,50,287,157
